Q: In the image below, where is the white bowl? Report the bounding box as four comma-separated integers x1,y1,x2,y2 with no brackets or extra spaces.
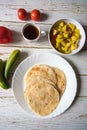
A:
48,18,86,56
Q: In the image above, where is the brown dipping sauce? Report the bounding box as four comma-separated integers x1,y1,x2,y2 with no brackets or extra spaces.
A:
23,25,39,40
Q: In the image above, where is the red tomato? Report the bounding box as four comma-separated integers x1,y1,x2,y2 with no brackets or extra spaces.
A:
0,26,12,44
0,26,8,38
30,9,41,21
0,38,9,43
17,8,28,20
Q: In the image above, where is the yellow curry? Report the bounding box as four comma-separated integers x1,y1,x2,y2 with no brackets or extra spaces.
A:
51,21,81,54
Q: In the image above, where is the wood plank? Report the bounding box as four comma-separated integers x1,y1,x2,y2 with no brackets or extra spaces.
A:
0,0,87,13
0,47,87,97
0,8,87,26
0,22,87,49
0,47,87,75
0,75,87,97
77,75,87,97
0,1,87,25
0,22,50,48
0,95,87,130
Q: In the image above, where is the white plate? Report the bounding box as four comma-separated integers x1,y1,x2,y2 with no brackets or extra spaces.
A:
12,52,77,119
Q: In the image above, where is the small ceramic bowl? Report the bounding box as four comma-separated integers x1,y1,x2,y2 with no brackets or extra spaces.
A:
48,18,86,56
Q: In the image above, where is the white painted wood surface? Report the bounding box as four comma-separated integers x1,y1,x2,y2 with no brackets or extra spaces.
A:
0,0,87,130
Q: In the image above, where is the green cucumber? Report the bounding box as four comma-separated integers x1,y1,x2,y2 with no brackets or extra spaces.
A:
0,59,9,89
4,49,20,79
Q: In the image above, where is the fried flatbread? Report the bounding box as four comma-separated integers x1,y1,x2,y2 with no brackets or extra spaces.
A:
24,64,66,116
53,67,66,96
24,76,59,116
24,74,57,90
24,64,57,85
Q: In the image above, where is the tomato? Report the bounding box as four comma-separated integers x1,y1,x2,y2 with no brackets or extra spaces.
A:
17,8,28,20
0,26,12,44
0,26,8,38
30,9,41,21
0,38,9,43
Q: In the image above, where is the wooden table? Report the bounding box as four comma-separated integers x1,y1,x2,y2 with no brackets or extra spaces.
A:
0,0,87,130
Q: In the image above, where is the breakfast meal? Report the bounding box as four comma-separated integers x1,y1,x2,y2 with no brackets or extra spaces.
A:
50,20,81,54
24,64,66,116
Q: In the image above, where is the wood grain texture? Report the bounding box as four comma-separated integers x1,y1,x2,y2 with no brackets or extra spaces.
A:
0,0,87,130
0,95,87,130
0,22,87,48
0,0,87,25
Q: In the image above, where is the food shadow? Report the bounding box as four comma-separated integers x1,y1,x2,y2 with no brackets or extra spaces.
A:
12,30,24,43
